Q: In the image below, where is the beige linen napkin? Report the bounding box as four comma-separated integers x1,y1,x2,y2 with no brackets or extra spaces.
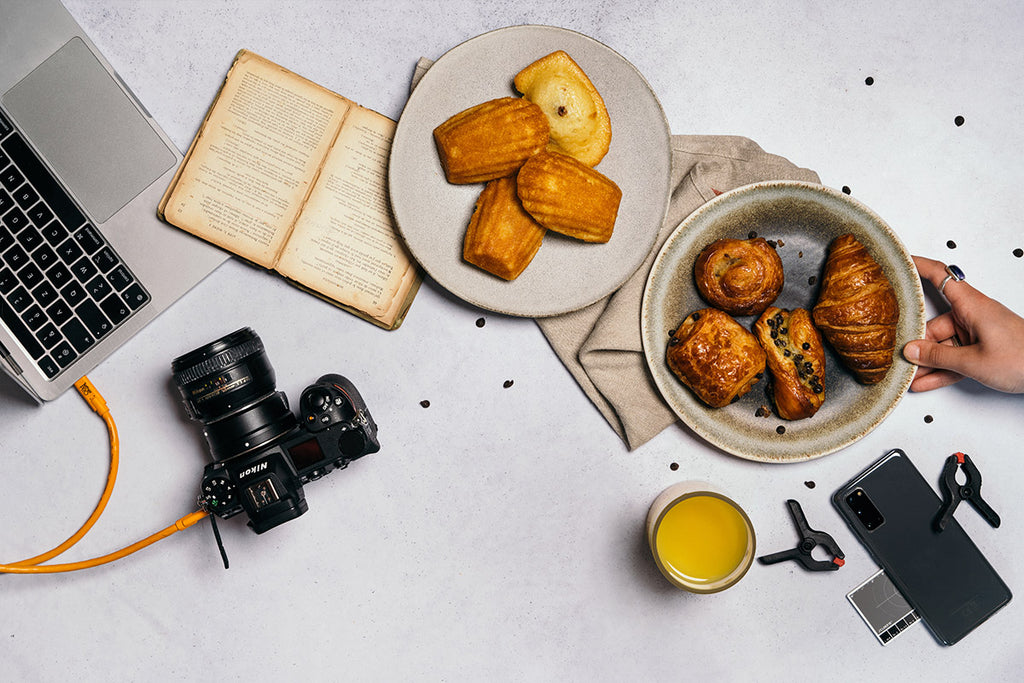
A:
411,59,820,449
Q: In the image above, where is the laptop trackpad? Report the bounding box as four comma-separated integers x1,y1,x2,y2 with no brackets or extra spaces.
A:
2,37,175,224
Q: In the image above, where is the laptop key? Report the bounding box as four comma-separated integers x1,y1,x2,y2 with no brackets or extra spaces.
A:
3,243,29,270
99,293,130,324
61,281,87,307
35,323,60,348
70,255,98,283
0,189,12,214
85,275,112,301
0,266,16,293
51,341,77,368
22,304,45,330
0,296,45,359
0,226,13,252
16,226,43,252
27,202,53,227
14,185,39,210
61,318,94,353
74,224,104,254
2,206,28,233
107,264,133,291
0,165,23,192
33,280,59,308
17,262,43,290
41,220,68,246
32,243,58,270
76,299,112,338
92,247,118,273
121,283,150,310
56,238,83,264
46,299,73,325
38,355,60,379
8,285,31,312
46,262,72,288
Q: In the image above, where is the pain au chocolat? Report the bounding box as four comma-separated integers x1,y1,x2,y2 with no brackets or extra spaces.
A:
433,97,550,184
516,150,621,243
666,308,766,409
754,307,826,420
812,233,899,385
463,176,546,280
694,237,784,317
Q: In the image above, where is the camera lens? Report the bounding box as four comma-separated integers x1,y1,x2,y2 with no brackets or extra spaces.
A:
172,328,297,461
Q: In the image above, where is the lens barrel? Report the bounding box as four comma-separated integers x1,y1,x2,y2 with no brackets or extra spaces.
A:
172,328,298,461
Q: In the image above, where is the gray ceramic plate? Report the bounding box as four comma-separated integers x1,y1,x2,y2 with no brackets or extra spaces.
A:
389,25,671,317
641,181,925,462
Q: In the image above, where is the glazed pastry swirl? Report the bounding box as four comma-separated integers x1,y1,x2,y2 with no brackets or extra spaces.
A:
694,237,785,316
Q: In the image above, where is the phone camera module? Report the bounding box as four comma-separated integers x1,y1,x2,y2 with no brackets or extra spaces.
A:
847,488,885,531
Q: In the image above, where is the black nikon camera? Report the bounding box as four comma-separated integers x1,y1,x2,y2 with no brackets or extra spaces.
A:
171,327,379,534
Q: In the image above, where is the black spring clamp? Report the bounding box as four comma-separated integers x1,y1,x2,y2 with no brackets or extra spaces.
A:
758,499,845,571
934,452,1001,532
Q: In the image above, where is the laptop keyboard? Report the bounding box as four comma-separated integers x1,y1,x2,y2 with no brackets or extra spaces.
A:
0,110,150,379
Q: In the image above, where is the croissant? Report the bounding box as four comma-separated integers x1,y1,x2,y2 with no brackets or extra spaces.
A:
754,307,826,420
666,308,766,408
812,234,899,384
694,238,784,316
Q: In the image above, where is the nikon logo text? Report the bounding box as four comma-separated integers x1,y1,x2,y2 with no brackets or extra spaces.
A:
239,462,269,479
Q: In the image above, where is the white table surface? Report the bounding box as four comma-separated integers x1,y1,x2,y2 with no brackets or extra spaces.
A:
3,1,1023,679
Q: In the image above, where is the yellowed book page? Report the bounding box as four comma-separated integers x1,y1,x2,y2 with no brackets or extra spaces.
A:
276,107,418,323
161,51,351,267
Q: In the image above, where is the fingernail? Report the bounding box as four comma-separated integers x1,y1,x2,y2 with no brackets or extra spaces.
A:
903,342,920,362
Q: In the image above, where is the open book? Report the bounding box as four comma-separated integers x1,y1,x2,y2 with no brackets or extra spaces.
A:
158,50,420,329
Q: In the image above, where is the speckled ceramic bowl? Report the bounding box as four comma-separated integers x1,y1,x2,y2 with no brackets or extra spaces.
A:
641,181,925,463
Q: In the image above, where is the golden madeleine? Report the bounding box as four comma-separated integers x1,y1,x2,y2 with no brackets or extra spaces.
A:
463,176,546,280
516,151,621,243
433,97,549,184
514,50,612,167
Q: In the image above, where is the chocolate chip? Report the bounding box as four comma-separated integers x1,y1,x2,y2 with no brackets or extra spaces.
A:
947,240,957,249
420,400,431,408
924,414,934,424
756,405,771,417
842,185,852,194
692,311,701,320
774,339,785,347
475,317,486,328
557,106,568,117
503,380,514,389
777,239,785,247
670,462,679,471
784,349,791,357
808,275,817,285
776,425,786,435
804,481,817,489
770,329,778,338
1014,248,1023,258
669,337,680,346
748,230,758,239
802,342,810,350
954,115,965,127
865,76,874,86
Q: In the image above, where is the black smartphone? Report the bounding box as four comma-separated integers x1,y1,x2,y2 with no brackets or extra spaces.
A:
833,448,1011,645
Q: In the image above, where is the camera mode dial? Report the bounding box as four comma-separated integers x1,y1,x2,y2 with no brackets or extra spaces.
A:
200,475,238,513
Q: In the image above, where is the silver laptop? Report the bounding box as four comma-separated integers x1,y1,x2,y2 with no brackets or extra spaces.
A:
0,0,227,402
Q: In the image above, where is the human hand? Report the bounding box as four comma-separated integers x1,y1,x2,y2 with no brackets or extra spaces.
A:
903,256,1024,393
